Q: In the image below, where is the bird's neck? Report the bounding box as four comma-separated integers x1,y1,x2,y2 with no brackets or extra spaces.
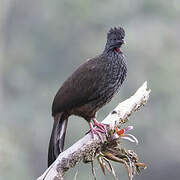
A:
103,44,123,60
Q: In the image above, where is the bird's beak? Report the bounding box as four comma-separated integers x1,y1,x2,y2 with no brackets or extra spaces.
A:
122,39,126,44
116,39,126,46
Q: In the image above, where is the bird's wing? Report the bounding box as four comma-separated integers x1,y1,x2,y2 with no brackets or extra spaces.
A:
52,56,108,115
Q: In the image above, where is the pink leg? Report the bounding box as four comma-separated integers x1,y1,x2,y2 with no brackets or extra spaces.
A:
92,119,107,135
88,122,104,141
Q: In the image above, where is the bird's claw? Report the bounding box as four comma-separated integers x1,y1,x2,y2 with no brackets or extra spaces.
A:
90,128,104,142
88,119,108,142
93,119,108,136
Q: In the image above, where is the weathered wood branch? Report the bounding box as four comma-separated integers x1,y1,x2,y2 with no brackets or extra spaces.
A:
38,81,151,180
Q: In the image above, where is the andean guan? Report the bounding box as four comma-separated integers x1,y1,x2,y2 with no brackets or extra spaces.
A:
48,26,127,167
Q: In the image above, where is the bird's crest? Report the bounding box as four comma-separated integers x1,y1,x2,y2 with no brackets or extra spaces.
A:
107,26,125,39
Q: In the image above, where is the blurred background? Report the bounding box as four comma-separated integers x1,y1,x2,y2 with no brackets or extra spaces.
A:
1,0,180,179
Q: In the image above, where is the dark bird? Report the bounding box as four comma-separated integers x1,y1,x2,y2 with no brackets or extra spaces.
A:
48,26,127,167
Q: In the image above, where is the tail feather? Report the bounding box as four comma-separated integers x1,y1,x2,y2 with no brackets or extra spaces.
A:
48,113,68,167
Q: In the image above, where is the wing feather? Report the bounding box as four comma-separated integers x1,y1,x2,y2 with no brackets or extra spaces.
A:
52,56,107,115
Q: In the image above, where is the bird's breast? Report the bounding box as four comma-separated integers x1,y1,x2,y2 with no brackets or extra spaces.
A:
88,56,127,109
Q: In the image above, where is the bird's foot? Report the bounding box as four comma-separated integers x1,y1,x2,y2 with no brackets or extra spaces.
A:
88,122,105,141
93,119,108,136
89,121,107,142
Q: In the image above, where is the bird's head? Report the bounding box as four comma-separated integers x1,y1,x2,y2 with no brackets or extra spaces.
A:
105,26,125,53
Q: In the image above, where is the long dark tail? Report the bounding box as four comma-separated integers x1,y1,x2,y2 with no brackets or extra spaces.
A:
48,112,68,167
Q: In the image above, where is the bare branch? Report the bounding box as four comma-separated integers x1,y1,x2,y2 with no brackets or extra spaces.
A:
38,81,151,180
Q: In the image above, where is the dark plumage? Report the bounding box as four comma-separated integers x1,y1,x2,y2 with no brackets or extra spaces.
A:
48,26,127,167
